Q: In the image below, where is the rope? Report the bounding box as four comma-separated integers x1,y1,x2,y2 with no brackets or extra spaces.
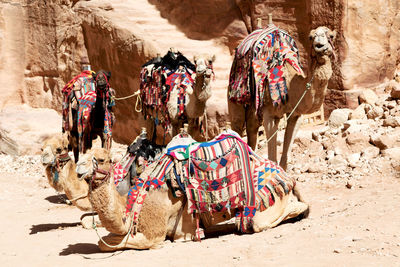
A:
65,193,88,205
114,90,140,100
265,75,314,143
114,90,142,113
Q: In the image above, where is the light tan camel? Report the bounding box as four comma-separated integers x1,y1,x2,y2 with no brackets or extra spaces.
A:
41,133,101,228
76,146,308,251
229,26,336,170
146,54,215,142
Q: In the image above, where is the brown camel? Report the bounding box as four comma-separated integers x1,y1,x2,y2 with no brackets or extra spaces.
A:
41,133,101,228
229,26,336,170
76,140,308,251
144,54,215,142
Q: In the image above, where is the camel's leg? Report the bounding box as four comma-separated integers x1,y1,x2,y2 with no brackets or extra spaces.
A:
280,115,301,170
98,232,165,251
245,104,260,150
263,112,280,163
252,193,289,232
228,100,246,137
80,213,102,229
252,192,308,232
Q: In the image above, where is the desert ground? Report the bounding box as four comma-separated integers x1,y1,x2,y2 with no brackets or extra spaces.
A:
1,123,399,266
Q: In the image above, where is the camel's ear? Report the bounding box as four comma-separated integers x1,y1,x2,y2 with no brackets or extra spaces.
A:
193,55,198,63
210,54,216,63
328,29,337,42
309,29,316,41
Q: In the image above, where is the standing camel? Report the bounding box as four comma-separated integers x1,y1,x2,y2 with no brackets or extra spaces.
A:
229,26,336,170
140,51,215,143
62,70,115,162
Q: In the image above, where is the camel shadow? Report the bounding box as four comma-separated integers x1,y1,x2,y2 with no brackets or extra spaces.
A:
45,194,68,204
30,222,81,235
59,243,101,256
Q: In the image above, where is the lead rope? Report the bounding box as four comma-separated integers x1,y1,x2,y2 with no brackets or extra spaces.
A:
265,71,315,144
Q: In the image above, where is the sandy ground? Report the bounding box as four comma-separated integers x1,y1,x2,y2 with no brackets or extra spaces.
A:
1,155,399,267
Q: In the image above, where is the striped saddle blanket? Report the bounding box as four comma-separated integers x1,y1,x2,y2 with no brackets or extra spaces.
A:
125,131,295,232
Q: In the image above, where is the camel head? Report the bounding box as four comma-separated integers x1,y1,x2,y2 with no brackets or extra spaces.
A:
76,147,112,182
41,133,69,166
309,26,336,58
95,70,111,92
193,54,216,102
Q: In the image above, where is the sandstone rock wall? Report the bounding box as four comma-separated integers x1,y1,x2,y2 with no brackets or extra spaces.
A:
1,0,400,146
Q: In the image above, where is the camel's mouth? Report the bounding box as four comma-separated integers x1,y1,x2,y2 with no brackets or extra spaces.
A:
314,43,331,54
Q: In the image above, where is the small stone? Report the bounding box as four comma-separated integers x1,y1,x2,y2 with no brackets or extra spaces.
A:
346,182,353,189
328,109,351,128
383,117,400,127
333,249,341,253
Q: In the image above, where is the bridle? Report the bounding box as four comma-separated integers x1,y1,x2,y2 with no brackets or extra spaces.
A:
89,156,113,188
50,151,71,183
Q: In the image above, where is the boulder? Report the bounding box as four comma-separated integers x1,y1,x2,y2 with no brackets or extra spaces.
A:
328,109,351,128
347,153,361,168
359,89,378,105
346,132,370,145
381,147,400,161
366,106,384,120
361,146,380,160
382,117,400,127
387,81,400,99
0,128,19,155
370,134,395,150
349,104,367,120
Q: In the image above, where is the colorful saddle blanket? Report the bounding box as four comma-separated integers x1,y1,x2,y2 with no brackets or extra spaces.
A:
62,70,95,132
229,24,304,110
124,131,295,233
62,70,113,151
140,51,195,130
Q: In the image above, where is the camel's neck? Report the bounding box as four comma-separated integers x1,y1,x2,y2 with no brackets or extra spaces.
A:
88,173,129,235
61,161,91,211
186,73,211,118
302,55,333,113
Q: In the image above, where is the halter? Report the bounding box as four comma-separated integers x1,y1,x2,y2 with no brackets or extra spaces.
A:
95,72,110,98
90,156,113,189
51,152,71,183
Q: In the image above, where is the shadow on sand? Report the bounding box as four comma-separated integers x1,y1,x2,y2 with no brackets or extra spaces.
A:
45,194,69,205
59,243,101,256
30,222,81,234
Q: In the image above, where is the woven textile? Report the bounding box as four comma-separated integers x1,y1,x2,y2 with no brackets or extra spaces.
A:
139,52,195,131
124,131,296,233
62,70,95,132
228,24,304,110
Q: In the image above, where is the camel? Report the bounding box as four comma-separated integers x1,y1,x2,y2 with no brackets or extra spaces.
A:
142,52,215,143
229,26,336,170
41,133,100,228
76,132,309,251
62,70,115,162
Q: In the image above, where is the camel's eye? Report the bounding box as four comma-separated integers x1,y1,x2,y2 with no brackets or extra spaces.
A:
98,158,105,163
